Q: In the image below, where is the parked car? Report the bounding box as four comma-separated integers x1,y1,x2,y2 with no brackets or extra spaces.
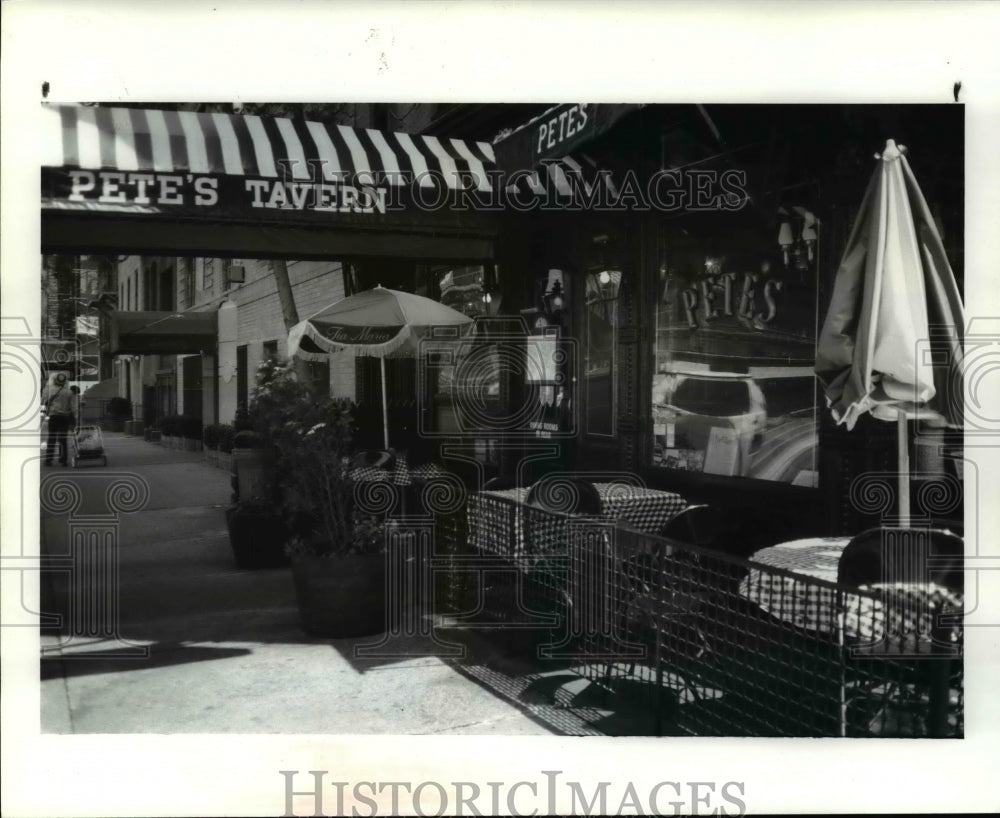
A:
653,370,768,467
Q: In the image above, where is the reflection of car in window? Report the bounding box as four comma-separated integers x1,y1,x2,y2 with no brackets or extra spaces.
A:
654,370,768,453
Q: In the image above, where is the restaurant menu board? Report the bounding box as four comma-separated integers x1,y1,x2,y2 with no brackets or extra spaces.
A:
651,219,820,486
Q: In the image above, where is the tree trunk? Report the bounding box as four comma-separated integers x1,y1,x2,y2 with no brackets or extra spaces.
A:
269,259,310,383
271,259,299,329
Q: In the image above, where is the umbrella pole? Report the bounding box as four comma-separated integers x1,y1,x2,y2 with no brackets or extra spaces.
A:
380,357,390,450
897,408,910,527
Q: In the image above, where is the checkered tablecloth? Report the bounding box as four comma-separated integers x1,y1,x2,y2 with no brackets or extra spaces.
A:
349,453,447,486
468,483,686,558
739,537,963,642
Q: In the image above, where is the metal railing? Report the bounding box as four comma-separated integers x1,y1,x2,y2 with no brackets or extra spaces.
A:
435,490,964,738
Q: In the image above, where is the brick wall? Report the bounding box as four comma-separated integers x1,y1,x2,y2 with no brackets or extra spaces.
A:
131,255,360,421
230,259,355,402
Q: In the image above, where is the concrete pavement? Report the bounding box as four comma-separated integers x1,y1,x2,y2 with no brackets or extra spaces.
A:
38,433,641,735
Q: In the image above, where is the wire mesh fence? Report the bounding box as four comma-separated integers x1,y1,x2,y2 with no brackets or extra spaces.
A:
435,489,964,738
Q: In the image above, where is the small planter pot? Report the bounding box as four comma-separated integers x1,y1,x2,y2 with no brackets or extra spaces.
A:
217,451,233,472
291,552,386,638
204,448,219,466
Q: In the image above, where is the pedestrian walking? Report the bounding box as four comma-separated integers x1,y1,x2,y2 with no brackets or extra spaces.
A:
42,372,74,466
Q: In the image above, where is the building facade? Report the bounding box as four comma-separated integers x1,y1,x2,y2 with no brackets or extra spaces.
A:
43,102,964,547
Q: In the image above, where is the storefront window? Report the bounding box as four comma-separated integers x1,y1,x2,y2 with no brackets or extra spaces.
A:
584,268,620,436
424,266,500,457
651,213,820,486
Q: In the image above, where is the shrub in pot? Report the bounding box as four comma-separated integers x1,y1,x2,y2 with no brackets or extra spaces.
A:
160,414,183,446
181,414,202,439
233,403,254,433
203,423,222,450
225,501,289,569
254,360,386,638
217,424,236,454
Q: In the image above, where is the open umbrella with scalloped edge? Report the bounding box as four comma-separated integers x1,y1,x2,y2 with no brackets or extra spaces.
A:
288,285,474,449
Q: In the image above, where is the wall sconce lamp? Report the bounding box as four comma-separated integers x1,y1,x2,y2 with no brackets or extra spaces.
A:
777,221,794,266
800,214,818,262
543,279,566,320
778,207,819,269
481,289,503,317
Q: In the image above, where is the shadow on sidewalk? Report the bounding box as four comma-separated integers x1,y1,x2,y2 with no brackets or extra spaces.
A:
41,641,253,680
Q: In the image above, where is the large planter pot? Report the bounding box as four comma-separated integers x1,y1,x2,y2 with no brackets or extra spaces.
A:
105,416,126,432
184,437,202,452
217,451,233,472
225,504,289,569
291,552,386,638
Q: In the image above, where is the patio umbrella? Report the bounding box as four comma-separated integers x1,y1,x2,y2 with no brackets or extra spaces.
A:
815,139,965,525
287,286,474,449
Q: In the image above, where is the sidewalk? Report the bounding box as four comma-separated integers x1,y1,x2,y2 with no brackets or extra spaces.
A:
38,433,626,735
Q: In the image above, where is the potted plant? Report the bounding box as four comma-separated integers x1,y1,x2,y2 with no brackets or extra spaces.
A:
216,423,236,472
224,428,288,569
180,415,203,451
203,423,221,465
254,359,387,637
160,414,183,448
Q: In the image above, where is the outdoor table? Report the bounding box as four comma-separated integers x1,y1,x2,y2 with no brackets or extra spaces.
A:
738,536,963,644
350,452,450,515
349,452,446,485
467,483,687,558
737,535,964,737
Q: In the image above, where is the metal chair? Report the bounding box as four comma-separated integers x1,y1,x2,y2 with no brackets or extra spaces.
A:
525,476,603,516
610,504,728,691
836,526,965,737
350,449,395,471
837,526,964,592
657,504,724,550
482,475,521,492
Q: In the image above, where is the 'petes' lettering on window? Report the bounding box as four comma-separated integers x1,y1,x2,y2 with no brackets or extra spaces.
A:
666,271,784,331
536,104,590,154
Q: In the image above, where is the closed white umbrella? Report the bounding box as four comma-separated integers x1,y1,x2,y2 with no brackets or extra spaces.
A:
816,140,965,525
288,286,474,448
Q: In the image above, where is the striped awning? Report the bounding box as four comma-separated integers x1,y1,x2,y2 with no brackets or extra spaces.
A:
40,105,500,259
42,104,497,192
505,153,622,201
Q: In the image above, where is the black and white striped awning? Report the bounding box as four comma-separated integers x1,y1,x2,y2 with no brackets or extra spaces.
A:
39,104,640,258
42,105,497,191
504,153,622,201
40,105,501,258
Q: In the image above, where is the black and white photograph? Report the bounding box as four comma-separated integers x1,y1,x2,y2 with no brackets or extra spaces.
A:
3,2,1000,816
